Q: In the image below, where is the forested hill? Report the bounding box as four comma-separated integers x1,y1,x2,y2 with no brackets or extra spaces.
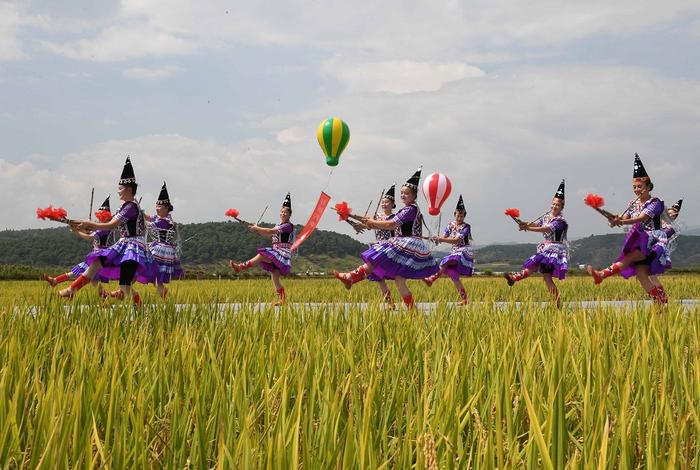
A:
2,224,699,274
475,234,700,268
0,222,367,269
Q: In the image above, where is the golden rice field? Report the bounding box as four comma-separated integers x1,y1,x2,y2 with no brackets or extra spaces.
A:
1,275,699,468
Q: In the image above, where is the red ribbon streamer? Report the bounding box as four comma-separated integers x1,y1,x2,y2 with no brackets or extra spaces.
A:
290,191,331,251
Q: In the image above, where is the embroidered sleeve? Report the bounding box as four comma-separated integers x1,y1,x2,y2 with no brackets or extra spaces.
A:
546,218,566,232
277,222,293,234
393,205,417,226
641,199,663,219
443,225,451,237
115,202,137,222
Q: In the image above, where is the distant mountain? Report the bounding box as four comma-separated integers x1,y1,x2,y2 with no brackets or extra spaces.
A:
474,234,700,268
0,221,367,274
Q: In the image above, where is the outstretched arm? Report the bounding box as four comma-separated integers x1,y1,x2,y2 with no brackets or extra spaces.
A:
77,217,121,231
249,224,279,236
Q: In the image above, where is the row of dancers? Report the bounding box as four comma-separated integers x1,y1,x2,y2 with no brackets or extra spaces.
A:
329,156,681,308
45,154,682,307
44,158,183,305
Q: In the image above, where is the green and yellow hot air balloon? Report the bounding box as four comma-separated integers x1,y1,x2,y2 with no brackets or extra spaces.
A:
317,117,350,167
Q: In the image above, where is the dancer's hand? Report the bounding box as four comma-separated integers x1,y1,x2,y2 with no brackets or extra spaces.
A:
609,216,623,227
431,236,441,244
518,222,528,231
78,220,96,231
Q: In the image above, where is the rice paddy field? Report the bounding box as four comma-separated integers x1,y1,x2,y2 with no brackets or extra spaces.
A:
1,275,699,468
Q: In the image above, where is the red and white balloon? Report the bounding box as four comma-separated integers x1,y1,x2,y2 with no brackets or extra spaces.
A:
422,172,452,216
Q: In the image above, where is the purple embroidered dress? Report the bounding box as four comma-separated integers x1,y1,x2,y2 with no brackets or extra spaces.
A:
257,222,295,276
522,214,569,279
617,197,672,278
438,221,474,278
147,215,184,283
367,212,395,282
86,200,153,284
70,229,112,282
361,203,439,280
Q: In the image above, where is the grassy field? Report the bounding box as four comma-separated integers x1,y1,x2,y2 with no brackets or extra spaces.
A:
0,277,699,467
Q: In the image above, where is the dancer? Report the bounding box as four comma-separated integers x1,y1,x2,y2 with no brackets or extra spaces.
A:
504,180,569,306
145,181,183,299
333,168,439,309
365,184,397,308
42,195,113,297
58,157,151,305
229,193,295,306
587,154,671,304
423,195,474,305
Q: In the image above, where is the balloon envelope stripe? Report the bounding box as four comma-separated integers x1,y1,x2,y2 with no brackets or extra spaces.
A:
338,121,350,156
331,118,343,156
321,120,334,159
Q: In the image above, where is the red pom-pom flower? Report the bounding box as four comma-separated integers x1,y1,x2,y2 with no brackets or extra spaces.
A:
36,205,68,221
504,208,520,218
225,208,240,218
584,193,605,209
94,210,112,222
334,202,351,221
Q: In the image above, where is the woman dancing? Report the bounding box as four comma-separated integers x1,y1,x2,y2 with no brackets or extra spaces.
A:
423,195,474,305
58,157,152,305
229,193,295,306
333,168,439,309
145,181,183,299
587,154,671,304
504,180,569,306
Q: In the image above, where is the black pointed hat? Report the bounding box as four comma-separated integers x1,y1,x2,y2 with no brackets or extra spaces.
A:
98,195,110,212
672,199,683,211
633,153,650,181
455,194,465,212
403,167,422,191
157,181,171,206
384,183,396,208
554,179,565,200
119,156,136,185
282,192,292,209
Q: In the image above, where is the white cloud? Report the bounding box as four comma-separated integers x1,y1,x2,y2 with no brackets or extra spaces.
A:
37,0,700,62
0,2,45,60
42,23,198,61
321,59,485,94
122,65,182,80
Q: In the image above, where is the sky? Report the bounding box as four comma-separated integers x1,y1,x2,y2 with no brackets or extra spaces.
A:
1,0,699,245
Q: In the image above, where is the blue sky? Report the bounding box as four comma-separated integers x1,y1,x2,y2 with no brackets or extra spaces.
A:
1,0,699,243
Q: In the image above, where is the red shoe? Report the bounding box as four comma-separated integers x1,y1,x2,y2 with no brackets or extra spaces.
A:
57,275,89,299
42,274,57,287
503,272,515,287
457,288,468,305
160,287,168,300
109,289,125,300
333,270,353,290
587,265,603,285
423,273,440,287
133,292,142,307
98,288,109,300
229,260,252,273
273,287,286,306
